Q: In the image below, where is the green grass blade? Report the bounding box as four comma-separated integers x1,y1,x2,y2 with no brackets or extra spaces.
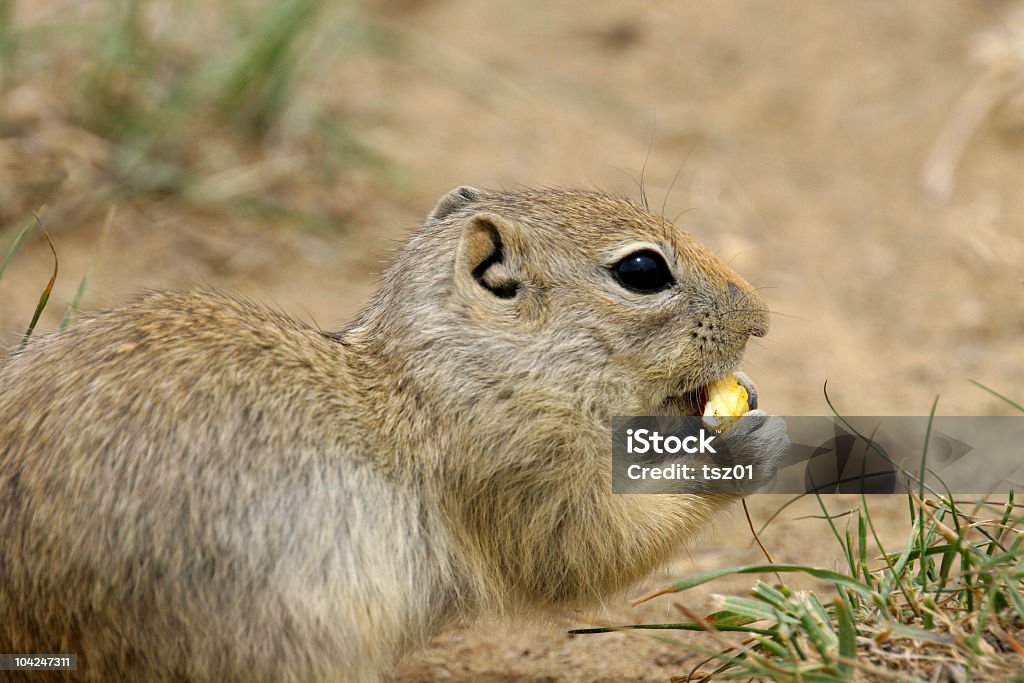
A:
834,596,856,679
969,379,1024,413
568,621,776,636
857,508,871,586
805,479,856,575
1003,577,1024,622
750,581,790,608
666,564,877,600
795,593,838,663
823,382,944,498
916,398,939,585
0,216,38,285
60,265,90,330
803,592,835,632
60,205,113,330
210,0,324,138
753,634,789,658
754,492,810,537
720,595,794,624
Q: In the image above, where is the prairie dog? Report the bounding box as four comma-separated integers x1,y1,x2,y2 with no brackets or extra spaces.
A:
0,186,788,681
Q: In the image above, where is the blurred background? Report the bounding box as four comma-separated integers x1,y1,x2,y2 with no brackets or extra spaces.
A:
0,1,1022,679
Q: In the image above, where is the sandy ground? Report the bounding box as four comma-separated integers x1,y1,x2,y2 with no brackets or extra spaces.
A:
1,1,1022,680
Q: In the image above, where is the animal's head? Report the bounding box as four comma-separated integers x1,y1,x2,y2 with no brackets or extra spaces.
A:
371,186,769,418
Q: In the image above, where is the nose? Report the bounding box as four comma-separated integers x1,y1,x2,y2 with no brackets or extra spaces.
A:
727,282,770,338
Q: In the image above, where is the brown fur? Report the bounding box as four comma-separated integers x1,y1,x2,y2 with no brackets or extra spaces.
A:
0,187,779,681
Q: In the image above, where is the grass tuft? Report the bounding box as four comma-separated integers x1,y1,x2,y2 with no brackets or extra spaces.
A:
574,405,1024,681
0,0,398,231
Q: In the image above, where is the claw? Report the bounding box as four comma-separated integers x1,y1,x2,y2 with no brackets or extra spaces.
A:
734,371,758,411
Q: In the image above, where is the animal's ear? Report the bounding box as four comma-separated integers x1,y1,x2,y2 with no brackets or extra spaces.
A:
454,213,522,300
429,185,483,222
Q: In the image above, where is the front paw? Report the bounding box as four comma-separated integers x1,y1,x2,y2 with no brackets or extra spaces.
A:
714,409,789,493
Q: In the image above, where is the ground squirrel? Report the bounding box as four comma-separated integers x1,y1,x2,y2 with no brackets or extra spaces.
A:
0,186,788,682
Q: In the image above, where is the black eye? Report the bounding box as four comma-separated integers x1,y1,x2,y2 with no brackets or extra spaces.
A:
611,249,675,294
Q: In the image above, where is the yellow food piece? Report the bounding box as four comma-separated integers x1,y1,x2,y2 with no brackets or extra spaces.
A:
702,374,750,432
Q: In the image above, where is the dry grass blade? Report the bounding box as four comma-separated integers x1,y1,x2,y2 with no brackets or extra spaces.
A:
21,216,57,346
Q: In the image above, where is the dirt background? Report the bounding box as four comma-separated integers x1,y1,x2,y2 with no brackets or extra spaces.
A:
1,1,1022,681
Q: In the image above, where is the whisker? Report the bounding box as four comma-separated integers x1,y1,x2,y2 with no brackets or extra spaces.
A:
725,251,746,269
639,120,656,211
606,164,646,204
672,206,699,225
660,140,697,221
744,339,795,364
720,307,807,321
